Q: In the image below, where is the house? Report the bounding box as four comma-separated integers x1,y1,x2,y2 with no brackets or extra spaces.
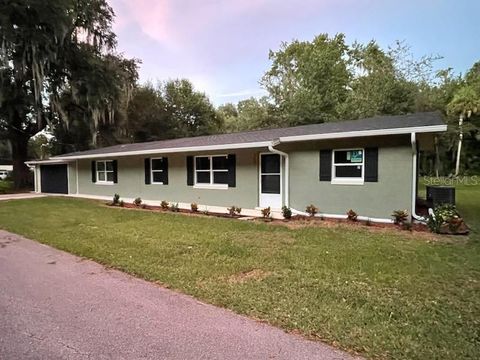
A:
26,112,447,222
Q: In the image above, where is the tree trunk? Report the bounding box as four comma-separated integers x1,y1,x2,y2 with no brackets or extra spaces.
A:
10,131,32,190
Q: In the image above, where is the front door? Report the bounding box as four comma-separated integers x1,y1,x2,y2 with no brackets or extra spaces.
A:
259,153,282,209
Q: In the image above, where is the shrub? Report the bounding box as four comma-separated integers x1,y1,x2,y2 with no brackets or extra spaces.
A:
392,209,409,224
133,197,142,206
119,200,125,207
160,200,169,210
402,222,413,231
141,204,148,209
305,204,318,217
191,202,198,212
281,206,292,219
365,218,372,226
169,203,179,212
261,207,271,219
227,206,242,217
347,209,358,221
427,204,459,233
112,193,120,205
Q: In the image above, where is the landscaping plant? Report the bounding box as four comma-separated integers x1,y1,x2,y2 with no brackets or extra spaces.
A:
227,206,242,217
392,209,409,224
133,197,142,206
347,209,358,221
169,203,179,212
112,193,121,206
191,202,199,212
427,204,466,234
281,206,292,219
160,200,169,210
261,207,271,219
305,204,318,217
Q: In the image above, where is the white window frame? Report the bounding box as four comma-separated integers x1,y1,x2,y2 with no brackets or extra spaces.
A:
150,157,164,185
331,148,365,185
96,160,114,185
193,155,229,190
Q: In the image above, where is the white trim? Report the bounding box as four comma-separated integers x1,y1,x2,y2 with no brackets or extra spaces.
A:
53,141,272,160
66,163,70,194
150,157,164,185
258,152,283,209
411,133,426,222
193,184,228,190
76,160,79,194
194,154,229,188
95,160,115,184
278,125,447,143
331,148,365,185
25,159,72,165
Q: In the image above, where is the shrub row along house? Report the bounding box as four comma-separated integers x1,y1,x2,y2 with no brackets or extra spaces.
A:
27,112,446,222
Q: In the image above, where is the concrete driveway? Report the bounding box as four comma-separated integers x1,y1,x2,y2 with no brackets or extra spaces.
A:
0,193,46,201
0,231,358,360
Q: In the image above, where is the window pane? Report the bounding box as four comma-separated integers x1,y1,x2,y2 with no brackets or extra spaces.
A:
151,158,163,170
196,171,210,183
213,171,228,184
334,150,363,164
196,157,210,170
212,156,228,170
261,174,280,194
152,171,163,183
106,171,114,182
335,165,362,178
97,162,105,171
261,154,280,173
106,161,114,171
98,172,105,181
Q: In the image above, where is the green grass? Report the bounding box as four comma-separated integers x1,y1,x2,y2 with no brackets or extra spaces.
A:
0,194,479,359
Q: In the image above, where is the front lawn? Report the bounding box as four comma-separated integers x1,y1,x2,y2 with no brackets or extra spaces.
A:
0,195,479,359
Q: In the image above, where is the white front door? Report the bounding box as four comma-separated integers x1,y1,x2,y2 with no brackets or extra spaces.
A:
259,153,282,209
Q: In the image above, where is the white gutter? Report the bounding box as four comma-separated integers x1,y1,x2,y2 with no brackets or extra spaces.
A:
290,209,394,224
411,132,426,222
268,140,289,207
278,124,447,143
25,159,73,165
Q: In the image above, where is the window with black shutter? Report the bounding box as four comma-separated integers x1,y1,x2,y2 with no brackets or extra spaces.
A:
187,154,236,189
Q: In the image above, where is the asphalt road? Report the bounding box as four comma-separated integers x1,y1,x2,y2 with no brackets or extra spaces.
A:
0,230,357,360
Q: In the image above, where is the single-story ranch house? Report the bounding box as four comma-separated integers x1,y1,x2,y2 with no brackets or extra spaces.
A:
27,112,447,222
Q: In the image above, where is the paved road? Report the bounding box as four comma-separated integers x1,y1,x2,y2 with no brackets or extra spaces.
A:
0,231,358,360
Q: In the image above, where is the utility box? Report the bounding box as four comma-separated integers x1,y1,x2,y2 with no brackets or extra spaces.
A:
426,186,456,207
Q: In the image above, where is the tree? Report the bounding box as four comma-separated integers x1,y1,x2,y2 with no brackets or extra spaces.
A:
0,0,137,187
162,79,224,137
261,34,350,126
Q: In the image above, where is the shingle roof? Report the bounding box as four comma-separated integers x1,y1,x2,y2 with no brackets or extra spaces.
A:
53,112,445,159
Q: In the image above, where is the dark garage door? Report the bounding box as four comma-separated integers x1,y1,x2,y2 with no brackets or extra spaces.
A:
41,164,68,194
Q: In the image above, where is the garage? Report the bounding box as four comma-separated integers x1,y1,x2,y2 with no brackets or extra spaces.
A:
40,164,68,194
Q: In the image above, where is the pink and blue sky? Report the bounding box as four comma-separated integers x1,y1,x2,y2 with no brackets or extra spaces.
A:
109,0,480,105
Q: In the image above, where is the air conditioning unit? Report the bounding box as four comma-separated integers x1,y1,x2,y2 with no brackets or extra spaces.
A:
426,186,456,207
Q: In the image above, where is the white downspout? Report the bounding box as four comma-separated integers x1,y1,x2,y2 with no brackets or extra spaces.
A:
411,132,426,222
268,141,289,207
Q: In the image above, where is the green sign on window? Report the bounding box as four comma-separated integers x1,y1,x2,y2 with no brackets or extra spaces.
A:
350,150,363,163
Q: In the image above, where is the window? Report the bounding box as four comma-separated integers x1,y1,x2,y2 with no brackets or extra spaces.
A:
151,158,164,184
96,160,114,183
194,155,229,188
332,149,364,185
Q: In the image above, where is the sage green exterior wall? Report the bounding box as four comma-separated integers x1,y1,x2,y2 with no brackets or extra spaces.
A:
284,136,413,218
76,149,264,208
67,135,413,218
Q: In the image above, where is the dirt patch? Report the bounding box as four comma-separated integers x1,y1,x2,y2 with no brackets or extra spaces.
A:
227,269,272,284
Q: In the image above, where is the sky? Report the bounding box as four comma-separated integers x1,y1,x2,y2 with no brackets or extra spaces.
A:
108,0,480,106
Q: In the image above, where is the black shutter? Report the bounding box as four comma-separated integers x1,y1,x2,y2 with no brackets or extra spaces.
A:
186,156,194,186
161,157,169,185
227,154,236,187
319,150,332,181
144,158,151,184
365,147,378,182
112,160,118,183
91,161,96,183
